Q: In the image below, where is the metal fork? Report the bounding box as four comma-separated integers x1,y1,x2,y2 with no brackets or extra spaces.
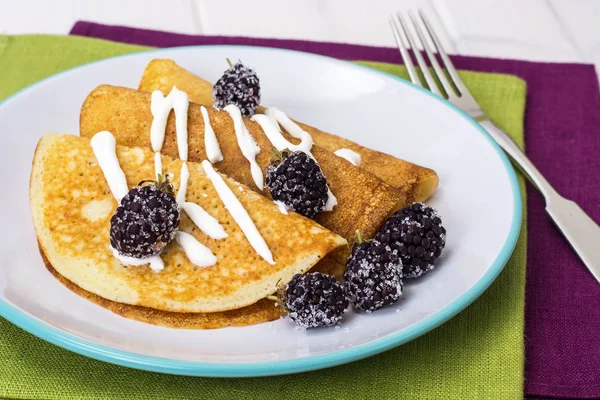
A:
390,10,600,284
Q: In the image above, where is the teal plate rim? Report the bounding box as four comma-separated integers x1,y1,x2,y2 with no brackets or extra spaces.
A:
0,45,523,377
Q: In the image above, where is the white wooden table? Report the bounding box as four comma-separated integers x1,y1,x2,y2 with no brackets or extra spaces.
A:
2,0,600,78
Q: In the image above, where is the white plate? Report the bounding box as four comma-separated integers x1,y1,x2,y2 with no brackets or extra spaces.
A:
0,46,521,377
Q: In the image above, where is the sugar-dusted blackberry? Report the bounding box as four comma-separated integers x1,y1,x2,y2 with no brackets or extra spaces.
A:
376,203,446,278
212,59,261,118
279,272,348,328
343,234,403,312
265,150,329,219
110,176,180,259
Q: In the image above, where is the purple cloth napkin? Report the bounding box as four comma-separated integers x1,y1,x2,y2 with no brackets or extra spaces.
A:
70,21,600,399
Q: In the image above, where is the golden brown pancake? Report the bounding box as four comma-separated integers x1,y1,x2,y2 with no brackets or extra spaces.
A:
41,249,282,329
30,134,347,313
80,85,408,277
138,59,439,200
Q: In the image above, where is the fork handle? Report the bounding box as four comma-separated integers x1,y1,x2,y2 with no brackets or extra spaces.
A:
480,119,600,283
480,120,554,198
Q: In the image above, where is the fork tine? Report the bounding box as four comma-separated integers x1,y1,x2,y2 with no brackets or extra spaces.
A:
396,12,442,97
409,10,457,98
418,10,467,94
389,15,422,87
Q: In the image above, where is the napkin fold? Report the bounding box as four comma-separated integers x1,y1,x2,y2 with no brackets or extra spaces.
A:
0,34,527,400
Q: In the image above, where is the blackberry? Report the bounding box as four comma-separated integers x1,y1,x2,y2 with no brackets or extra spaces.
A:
376,203,446,278
110,176,180,259
343,235,403,312
213,59,261,118
281,272,348,328
265,150,328,219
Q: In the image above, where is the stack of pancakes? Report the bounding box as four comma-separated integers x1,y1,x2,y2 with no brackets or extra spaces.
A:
30,60,438,328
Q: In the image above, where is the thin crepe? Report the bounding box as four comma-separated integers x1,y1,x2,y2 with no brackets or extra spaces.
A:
30,134,347,313
80,85,408,276
138,59,439,200
42,251,282,329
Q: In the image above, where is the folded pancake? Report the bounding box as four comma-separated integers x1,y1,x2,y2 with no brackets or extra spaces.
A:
138,59,439,201
31,134,347,313
80,85,407,276
42,251,282,329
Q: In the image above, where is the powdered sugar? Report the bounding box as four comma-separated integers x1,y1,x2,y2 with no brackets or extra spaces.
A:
343,240,403,312
212,61,261,118
285,273,348,328
375,203,446,279
265,151,329,219
109,185,180,259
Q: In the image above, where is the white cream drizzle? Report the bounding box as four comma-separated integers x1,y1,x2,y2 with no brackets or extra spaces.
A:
262,107,314,154
261,107,337,211
223,104,264,190
146,88,224,269
182,202,228,240
92,131,167,271
334,148,361,166
202,160,275,264
201,105,223,163
175,162,189,206
176,231,217,268
111,247,164,272
150,87,189,160
273,200,289,215
95,88,216,270
252,114,308,154
154,152,162,180
174,161,227,239
103,91,321,270
324,188,338,211
90,131,129,202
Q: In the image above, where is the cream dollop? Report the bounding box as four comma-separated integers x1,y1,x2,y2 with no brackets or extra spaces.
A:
334,148,361,166
224,104,263,190
202,160,274,264
90,131,129,202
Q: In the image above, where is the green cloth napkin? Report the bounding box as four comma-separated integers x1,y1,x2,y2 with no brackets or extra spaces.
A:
0,35,527,400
